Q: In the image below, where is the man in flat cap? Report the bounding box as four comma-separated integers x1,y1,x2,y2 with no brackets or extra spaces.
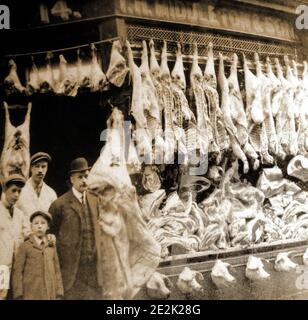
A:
49,157,101,300
17,152,57,221
0,174,30,300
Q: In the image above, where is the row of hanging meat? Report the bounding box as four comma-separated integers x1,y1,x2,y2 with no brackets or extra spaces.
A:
2,41,129,96
3,39,308,169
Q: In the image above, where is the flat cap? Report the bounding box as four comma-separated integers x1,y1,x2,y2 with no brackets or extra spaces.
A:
3,174,26,188
31,152,52,165
30,210,52,223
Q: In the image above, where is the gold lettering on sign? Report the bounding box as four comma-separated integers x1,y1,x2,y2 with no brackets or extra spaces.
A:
174,0,187,20
228,9,241,29
118,0,126,13
198,3,209,25
264,17,275,35
240,14,252,33
208,4,219,26
219,8,229,28
187,3,198,22
169,0,175,20
252,14,264,34
134,0,150,17
155,0,169,19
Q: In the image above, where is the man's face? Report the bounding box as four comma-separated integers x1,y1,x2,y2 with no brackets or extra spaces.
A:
5,184,23,206
70,170,89,193
31,161,48,184
31,215,48,238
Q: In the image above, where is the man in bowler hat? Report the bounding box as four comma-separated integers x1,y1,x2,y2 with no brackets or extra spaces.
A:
49,158,101,300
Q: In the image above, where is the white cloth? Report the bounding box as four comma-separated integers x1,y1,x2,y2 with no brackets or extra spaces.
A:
72,187,85,204
0,201,30,267
16,177,57,221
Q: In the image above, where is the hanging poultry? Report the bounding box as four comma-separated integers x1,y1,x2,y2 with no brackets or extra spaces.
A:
90,43,107,92
1,102,32,179
39,52,56,93
106,40,129,87
27,57,41,95
56,54,78,96
4,59,26,95
76,48,92,93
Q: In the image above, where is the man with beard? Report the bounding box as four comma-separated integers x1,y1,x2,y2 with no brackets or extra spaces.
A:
49,157,101,300
17,152,57,221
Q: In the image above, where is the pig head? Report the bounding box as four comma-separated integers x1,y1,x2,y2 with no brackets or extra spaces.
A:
211,260,236,288
274,252,298,272
245,256,270,281
146,272,173,300
176,267,204,297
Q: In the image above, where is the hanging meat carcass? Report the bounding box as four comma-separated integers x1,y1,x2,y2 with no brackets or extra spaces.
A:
56,54,78,96
140,40,160,141
39,52,56,93
275,57,298,156
27,57,41,94
204,43,228,160
218,53,249,173
86,107,161,299
265,57,286,159
228,53,259,170
106,40,129,87
4,59,26,95
171,42,198,165
243,54,272,165
1,102,31,179
255,53,279,158
284,55,298,156
90,43,108,92
126,40,153,164
149,39,166,163
159,40,177,163
298,61,308,153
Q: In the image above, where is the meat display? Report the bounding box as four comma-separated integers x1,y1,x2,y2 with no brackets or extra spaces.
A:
4,60,26,95
211,260,236,288
86,107,161,299
1,102,32,179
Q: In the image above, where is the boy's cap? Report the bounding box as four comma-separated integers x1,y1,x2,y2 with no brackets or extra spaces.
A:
31,152,52,165
30,211,52,223
3,174,26,188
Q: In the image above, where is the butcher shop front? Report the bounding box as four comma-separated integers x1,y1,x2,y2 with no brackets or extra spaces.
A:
2,0,308,300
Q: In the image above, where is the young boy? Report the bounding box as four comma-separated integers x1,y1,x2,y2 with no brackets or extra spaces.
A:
12,211,64,300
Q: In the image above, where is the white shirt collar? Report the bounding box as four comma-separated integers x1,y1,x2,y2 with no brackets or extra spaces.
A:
72,187,85,204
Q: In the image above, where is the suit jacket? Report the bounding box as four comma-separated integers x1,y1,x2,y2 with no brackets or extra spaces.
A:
49,190,100,292
12,235,63,300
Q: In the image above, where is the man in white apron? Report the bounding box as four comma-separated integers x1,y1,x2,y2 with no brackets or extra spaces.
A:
17,152,57,221
0,174,29,300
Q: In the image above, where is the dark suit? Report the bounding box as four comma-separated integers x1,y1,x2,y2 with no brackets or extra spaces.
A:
49,190,102,298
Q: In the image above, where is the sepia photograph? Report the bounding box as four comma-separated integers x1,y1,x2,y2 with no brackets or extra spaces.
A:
1,0,308,305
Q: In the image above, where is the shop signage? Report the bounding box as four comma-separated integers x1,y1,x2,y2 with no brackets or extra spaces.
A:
116,0,297,42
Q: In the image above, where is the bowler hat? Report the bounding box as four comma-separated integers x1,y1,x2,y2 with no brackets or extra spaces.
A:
69,157,91,175
31,152,52,166
30,210,52,223
3,174,26,189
